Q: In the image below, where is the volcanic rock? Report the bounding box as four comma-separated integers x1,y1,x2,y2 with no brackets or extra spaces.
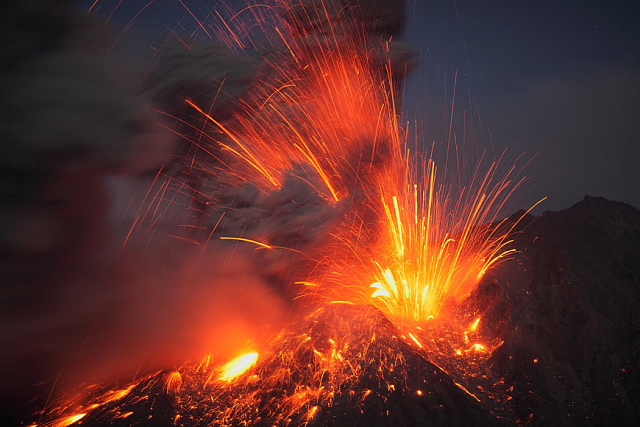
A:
466,196,640,425
61,305,508,427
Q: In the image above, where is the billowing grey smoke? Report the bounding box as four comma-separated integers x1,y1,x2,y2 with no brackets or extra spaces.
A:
200,164,345,297
0,2,171,269
142,41,264,120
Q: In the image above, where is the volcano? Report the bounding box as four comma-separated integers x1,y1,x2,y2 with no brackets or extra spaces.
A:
35,196,640,427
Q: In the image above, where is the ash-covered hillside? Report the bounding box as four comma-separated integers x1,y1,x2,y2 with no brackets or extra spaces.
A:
469,196,640,425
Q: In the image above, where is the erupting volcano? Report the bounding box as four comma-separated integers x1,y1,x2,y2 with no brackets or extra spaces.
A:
7,1,639,426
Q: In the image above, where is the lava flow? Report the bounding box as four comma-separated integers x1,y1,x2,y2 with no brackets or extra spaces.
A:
32,0,537,426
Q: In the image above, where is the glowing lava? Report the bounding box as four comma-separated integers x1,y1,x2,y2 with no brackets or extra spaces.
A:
366,157,543,322
45,414,87,427
218,352,259,381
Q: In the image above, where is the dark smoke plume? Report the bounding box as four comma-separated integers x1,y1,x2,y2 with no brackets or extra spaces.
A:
0,1,173,422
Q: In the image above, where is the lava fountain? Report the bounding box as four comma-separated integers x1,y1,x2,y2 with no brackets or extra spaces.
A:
366,155,543,323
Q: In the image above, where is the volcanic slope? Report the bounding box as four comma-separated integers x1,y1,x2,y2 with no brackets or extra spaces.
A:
65,304,507,427
465,196,640,425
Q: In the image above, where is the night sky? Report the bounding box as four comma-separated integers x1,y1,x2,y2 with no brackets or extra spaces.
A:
404,0,640,212
85,0,640,212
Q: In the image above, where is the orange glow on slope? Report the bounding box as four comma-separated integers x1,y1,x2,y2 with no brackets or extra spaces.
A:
32,413,86,427
468,317,481,332
218,352,259,381
165,371,183,395
93,384,135,406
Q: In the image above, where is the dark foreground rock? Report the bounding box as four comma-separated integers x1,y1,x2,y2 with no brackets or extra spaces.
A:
466,196,640,426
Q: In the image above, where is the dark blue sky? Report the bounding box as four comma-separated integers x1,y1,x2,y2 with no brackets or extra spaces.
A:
406,0,639,98
84,0,640,212
404,0,640,211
